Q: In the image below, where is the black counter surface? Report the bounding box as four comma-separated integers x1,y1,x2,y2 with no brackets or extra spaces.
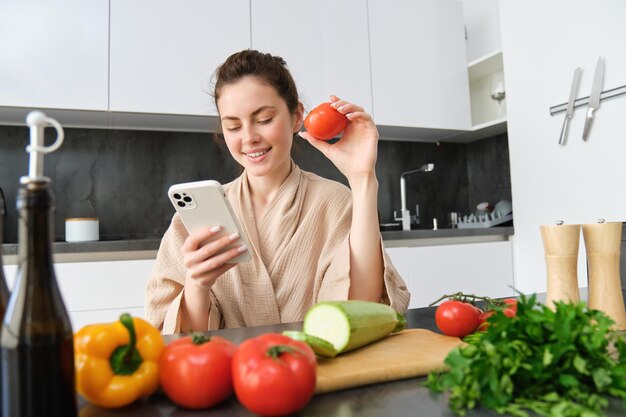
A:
76,301,626,417
2,226,514,256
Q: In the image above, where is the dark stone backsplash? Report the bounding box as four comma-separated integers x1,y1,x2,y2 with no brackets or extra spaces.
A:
0,126,511,243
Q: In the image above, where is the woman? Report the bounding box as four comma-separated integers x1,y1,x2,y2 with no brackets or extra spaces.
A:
146,50,410,333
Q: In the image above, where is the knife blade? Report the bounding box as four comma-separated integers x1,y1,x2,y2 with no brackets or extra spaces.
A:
558,67,582,145
582,57,604,141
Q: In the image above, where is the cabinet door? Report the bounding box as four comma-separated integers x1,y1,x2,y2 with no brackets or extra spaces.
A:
390,241,514,309
110,0,250,116
461,0,502,63
251,0,372,114
368,0,470,130
4,260,154,330
0,0,108,110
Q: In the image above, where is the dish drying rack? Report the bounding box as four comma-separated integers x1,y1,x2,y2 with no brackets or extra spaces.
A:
457,212,513,229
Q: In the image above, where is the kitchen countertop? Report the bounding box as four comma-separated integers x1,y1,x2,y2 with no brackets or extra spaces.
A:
1,226,514,263
76,297,626,417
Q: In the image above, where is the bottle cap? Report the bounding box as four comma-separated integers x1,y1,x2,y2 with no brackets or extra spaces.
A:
24,111,64,181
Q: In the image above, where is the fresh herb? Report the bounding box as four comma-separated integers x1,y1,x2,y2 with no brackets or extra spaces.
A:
426,294,626,417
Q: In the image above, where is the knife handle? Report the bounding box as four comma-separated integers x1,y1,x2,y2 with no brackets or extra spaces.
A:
582,108,595,141
558,116,571,145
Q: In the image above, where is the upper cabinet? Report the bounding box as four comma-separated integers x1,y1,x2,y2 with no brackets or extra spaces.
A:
109,0,250,116
250,0,372,115
0,0,108,111
1,0,479,141
461,0,502,63
464,0,506,131
368,0,471,131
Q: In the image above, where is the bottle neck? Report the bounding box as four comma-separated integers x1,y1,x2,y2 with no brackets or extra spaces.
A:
16,179,55,282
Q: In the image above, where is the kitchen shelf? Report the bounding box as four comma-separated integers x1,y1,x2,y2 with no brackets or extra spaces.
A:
467,50,507,129
468,50,503,83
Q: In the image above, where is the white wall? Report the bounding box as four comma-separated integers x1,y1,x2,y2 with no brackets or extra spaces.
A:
499,0,626,293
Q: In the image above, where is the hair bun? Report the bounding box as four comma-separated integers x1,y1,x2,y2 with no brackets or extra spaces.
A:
271,55,287,67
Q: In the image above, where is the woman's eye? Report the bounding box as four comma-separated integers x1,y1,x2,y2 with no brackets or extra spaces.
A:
258,118,273,125
226,126,241,132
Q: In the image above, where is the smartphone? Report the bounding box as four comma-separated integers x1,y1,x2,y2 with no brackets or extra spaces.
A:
168,180,251,263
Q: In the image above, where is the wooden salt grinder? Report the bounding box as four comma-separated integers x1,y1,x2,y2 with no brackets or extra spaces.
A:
541,223,581,308
582,221,626,330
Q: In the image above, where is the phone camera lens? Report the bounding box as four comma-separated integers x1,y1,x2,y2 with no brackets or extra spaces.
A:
173,193,181,200
183,196,192,203
177,201,185,207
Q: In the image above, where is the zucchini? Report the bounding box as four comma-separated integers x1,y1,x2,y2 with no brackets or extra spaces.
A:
282,330,339,358
302,300,406,354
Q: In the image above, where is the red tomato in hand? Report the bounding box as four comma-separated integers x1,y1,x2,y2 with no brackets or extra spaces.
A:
435,300,481,338
232,333,317,416
159,334,237,409
304,102,348,140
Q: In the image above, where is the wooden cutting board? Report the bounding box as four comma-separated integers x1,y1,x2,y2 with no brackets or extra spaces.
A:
315,328,463,394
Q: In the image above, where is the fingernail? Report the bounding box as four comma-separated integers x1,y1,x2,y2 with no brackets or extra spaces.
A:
210,225,221,233
338,105,345,112
237,244,248,253
229,232,240,241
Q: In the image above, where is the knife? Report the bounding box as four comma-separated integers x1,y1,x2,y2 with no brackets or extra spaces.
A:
582,57,604,141
559,67,582,145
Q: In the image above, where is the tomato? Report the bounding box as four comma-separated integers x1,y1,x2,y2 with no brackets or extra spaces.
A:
304,102,348,140
435,300,481,338
477,298,518,331
232,333,316,416
477,311,494,331
159,334,237,409
503,298,518,315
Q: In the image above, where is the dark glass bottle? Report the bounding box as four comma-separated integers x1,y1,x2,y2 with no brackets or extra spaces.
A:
0,187,10,415
1,178,76,417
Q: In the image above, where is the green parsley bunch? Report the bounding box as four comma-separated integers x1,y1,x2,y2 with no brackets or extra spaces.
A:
426,294,626,417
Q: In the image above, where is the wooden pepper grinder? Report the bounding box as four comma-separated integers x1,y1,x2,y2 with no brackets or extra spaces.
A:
541,222,581,308
582,220,626,330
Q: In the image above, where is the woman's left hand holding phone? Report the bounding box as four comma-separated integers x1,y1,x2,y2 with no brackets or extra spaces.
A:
180,225,247,331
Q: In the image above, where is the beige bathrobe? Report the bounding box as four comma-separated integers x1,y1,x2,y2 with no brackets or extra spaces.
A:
146,163,410,334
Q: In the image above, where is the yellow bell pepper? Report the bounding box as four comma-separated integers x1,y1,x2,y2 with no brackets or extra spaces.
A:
74,313,165,408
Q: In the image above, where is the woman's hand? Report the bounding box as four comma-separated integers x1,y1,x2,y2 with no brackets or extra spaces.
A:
181,225,247,290
299,95,379,183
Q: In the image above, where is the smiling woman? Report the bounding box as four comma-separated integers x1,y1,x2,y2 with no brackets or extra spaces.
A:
145,50,410,334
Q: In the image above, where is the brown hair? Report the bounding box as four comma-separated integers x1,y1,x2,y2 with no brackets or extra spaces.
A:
213,49,300,115
211,49,302,158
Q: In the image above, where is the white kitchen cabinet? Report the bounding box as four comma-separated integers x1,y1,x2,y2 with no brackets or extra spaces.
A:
0,0,108,111
459,0,502,64
109,0,250,116
3,260,154,331
368,0,471,131
250,0,372,115
387,241,514,309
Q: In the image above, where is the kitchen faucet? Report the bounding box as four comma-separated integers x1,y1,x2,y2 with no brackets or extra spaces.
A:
394,163,434,231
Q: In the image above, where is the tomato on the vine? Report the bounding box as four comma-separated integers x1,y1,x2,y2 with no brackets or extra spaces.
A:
435,300,481,338
304,102,348,140
159,334,237,409
478,298,518,331
503,298,518,315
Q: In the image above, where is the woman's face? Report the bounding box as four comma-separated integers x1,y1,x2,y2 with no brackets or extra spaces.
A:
217,76,302,180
